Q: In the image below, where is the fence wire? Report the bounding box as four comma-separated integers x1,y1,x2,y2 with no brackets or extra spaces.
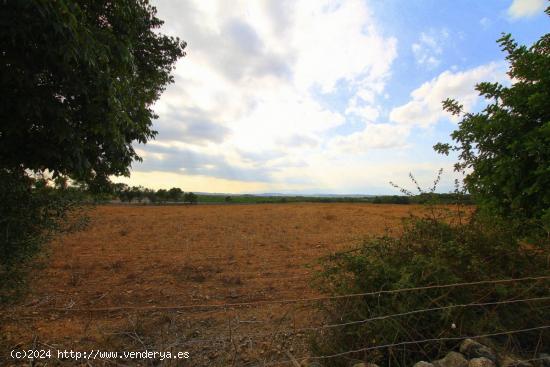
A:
29,274,549,313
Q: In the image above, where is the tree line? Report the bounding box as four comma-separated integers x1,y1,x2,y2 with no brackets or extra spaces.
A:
111,184,198,204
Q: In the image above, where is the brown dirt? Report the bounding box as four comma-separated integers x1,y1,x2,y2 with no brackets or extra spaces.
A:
1,203,425,366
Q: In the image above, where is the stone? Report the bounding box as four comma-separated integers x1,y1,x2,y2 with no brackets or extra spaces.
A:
469,357,495,367
433,351,468,367
460,339,497,362
413,362,435,367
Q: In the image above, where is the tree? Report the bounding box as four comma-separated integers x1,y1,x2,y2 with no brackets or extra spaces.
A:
156,189,168,202
183,192,198,204
168,187,183,202
0,1,185,300
0,1,186,183
130,186,145,202
434,13,550,233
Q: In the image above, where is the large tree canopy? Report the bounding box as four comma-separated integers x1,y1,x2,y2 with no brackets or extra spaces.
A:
435,12,549,228
0,0,186,181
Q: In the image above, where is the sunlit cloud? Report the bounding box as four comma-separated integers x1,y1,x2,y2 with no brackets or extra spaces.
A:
508,0,546,19
390,62,507,128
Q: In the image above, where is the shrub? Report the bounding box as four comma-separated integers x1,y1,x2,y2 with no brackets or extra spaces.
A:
311,209,549,366
0,169,87,303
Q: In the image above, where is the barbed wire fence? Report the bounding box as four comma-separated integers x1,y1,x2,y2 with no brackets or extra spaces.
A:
4,275,549,366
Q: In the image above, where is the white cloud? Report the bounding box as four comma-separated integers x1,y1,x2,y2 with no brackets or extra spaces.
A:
290,1,397,93
228,85,344,152
389,62,507,128
328,123,410,153
508,0,546,19
345,98,380,122
411,30,449,69
479,17,492,29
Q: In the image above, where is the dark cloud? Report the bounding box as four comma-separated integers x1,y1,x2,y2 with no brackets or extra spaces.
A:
215,18,291,81
154,106,231,145
265,0,294,34
276,134,319,148
237,149,285,164
224,19,263,55
155,2,292,82
134,144,273,182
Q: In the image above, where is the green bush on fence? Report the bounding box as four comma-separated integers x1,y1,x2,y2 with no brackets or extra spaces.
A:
311,209,549,366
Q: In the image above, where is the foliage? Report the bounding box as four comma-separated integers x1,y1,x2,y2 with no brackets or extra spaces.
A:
0,0,184,301
312,210,549,366
434,18,550,236
0,169,88,303
195,193,469,205
183,191,198,204
168,187,183,202
156,188,169,202
0,0,186,184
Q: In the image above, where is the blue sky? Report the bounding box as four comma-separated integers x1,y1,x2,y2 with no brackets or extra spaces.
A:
116,0,548,194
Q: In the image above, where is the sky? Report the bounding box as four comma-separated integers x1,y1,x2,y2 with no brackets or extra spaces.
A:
115,0,548,195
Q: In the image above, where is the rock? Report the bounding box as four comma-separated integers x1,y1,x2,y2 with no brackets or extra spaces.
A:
413,362,435,367
469,357,495,367
460,339,497,362
433,352,468,367
501,356,533,367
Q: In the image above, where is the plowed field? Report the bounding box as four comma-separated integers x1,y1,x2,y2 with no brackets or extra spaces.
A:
2,203,425,366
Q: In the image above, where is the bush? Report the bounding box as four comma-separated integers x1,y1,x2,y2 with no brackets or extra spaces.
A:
311,209,549,366
0,169,87,303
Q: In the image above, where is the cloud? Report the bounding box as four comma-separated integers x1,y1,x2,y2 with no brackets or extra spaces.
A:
139,0,399,188
411,29,449,69
479,17,492,29
389,62,507,128
136,143,273,182
290,1,397,93
275,134,320,149
328,123,410,153
227,85,345,152
154,106,231,145
110,1,512,194
508,0,546,19
345,99,380,122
